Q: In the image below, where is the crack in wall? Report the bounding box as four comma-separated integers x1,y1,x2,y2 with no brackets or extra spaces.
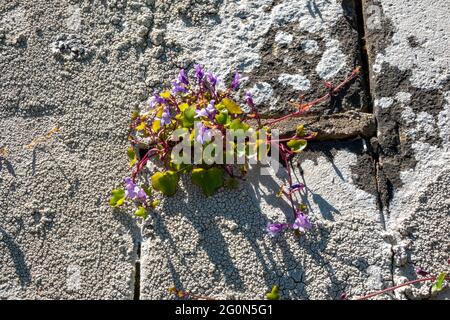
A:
353,0,388,230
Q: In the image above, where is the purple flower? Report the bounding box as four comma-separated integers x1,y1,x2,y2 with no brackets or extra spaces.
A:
194,100,216,120
194,108,209,118
160,106,172,126
171,81,188,94
205,100,217,119
195,122,212,145
207,72,219,87
292,211,312,233
195,64,204,82
266,223,286,237
149,92,167,108
416,267,429,277
245,92,255,108
178,69,189,86
124,177,147,201
153,93,167,105
230,70,241,90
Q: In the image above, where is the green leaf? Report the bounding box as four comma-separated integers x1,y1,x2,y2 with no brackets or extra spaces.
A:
181,106,196,128
134,206,148,219
432,272,446,293
215,109,230,125
109,188,126,207
287,139,307,153
136,121,147,131
191,167,224,196
142,185,152,197
221,98,243,114
266,285,280,300
151,171,179,196
296,124,306,137
229,118,250,131
224,177,239,189
127,147,137,167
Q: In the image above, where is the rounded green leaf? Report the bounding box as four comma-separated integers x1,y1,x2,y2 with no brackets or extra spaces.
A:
221,98,243,114
191,167,224,196
134,206,148,219
287,139,307,153
229,118,250,131
181,106,196,128
151,171,179,196
109,188,125,207
215,109,230,125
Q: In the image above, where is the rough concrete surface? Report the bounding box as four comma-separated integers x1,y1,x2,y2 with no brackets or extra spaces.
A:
141,141,391,299
363,0,450,299
0,0,448,300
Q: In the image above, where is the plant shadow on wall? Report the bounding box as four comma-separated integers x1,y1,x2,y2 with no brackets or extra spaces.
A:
109,64,362,299
0,228,31,287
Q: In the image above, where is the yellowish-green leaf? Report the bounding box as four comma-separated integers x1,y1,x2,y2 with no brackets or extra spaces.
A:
432,272,446,293
109,188,125,207
229,118,250,131
134,206,148,219
151,171,179,196
152,120,161,132
266,285,280,300
221,98,243,114
150,200,160,208
179,103,189,112
287,139,307,153
136,122,147,131
296,124,306,137
127,147,137,167
160,90,171,99
191,167,224,196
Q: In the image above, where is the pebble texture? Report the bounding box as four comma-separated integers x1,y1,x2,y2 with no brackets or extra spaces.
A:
363,0,450,299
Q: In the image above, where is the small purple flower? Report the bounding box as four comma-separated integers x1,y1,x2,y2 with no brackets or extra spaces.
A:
205,100,217,119
195,64,204,82
195,122,212,145
171,81,188,94
194,108,209,118
194,100,216,120
266,223,286,237
230,70,241,90
207,72,218,87
149,92,167,108
292,211,312,233
416,267,429,277
124,177,147,201
153,93,167,105
245,92,254,108
160,106,172,126
178,69,189,86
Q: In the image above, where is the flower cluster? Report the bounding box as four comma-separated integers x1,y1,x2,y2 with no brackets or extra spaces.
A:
109,64,361,237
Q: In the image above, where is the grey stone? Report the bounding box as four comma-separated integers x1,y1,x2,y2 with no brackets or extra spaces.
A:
363,0,450,298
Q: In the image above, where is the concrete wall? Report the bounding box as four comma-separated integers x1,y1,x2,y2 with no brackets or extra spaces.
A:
0,0,448,299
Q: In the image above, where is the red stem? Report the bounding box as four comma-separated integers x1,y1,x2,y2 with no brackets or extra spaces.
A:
264,66,361,127
353,275,450,300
